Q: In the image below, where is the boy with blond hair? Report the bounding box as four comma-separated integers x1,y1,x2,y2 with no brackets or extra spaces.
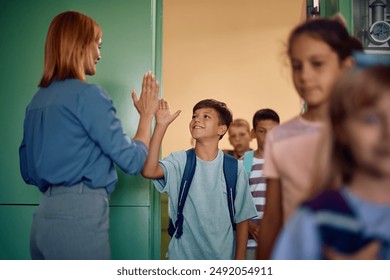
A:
223,118,252,159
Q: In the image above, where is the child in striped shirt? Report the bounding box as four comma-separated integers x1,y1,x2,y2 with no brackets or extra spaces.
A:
242,109,280,259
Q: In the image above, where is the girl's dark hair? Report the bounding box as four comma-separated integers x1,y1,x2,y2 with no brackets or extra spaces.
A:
288,18,363,62
193,99,233,139
252,108,280,129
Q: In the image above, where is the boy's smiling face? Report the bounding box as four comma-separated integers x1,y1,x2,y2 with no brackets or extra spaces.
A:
189,108,227,141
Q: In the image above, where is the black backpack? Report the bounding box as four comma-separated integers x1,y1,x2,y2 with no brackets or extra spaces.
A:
168,148,238,239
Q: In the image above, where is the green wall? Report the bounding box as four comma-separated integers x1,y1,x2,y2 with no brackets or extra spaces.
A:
320,0,353,32
0,0,162,260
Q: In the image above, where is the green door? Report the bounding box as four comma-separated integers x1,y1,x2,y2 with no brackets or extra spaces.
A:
320,0,353,32
0,0,162,260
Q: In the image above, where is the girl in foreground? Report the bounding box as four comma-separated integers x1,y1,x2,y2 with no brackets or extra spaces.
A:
273,66,390,259
257,18,361,259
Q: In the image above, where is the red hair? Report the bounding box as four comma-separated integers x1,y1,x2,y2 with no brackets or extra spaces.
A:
39,11,102,87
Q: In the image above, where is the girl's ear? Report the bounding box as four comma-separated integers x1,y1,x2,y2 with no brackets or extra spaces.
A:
218,125,228,137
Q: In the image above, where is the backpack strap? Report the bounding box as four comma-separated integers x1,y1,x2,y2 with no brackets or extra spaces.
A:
223,153,238,231
171,149,238,238
173,148,196,239
242,150,254,177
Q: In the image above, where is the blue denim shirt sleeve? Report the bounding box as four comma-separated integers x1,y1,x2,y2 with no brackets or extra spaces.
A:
77,85,148,175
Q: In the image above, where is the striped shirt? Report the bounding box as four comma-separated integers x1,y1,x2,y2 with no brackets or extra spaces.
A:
247,157,266,248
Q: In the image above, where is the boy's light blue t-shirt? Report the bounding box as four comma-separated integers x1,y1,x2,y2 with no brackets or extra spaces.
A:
153,150,257,260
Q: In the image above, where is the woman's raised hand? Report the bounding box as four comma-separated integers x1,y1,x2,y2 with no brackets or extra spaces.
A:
131,71,159,117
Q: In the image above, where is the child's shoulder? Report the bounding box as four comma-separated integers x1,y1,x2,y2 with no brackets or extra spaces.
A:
277,115,318,130
163,149,225,165
269,116,322,142
302,189,349,213
162,150,188,164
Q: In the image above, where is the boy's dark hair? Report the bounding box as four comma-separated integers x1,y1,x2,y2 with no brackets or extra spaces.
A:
193,99,233,139
252,108,280,129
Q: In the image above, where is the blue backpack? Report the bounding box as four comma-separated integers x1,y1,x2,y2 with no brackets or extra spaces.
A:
168,148,238,239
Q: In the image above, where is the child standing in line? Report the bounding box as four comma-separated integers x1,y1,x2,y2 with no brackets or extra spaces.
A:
242,109,280,260
272,66,390,259
257,18,363,259
223,118,253,159
142,99,257,260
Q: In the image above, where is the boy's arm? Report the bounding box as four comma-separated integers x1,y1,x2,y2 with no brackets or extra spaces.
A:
141,99,181,179
248,220,260,242
234,220,249,260
257,178,283,259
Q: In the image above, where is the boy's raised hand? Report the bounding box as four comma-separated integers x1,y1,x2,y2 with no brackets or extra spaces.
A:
156,99,181,127
140,98,180,179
